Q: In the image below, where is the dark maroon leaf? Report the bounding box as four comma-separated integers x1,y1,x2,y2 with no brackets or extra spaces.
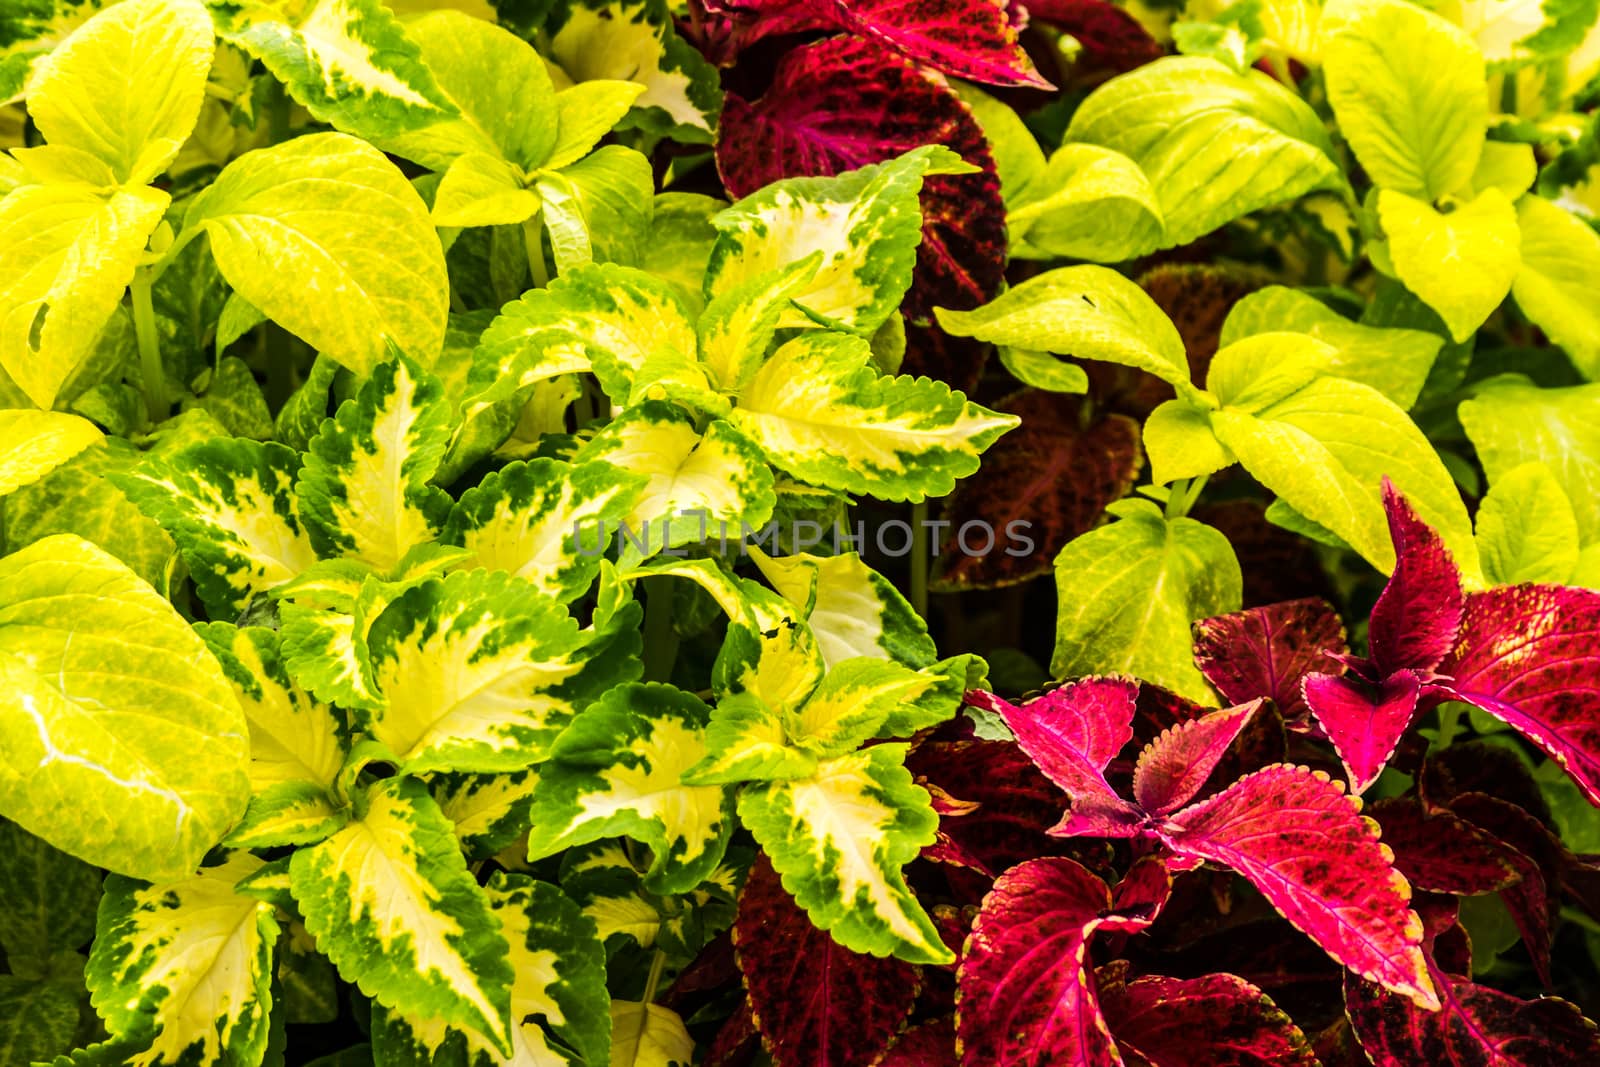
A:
1112,855,1173,921
908,739,1072,876
1099,973,1319,1067
881,1017,959,1066
1449,792,1562,987
933,390,1142,591
1413,893,1473,978
1301,669,1422,794
1132,700,1265,815
1368,479,1465,675
1193,499,1337,609
1366,797,1522,895
903,320,988,394
707,1000,763,1067
1419,740,1552,827
733,854,922,1067
1192,598,1348,726
1020,0,1164,76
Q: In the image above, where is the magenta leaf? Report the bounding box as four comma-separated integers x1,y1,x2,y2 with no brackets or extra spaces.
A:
1368,479,1464,676
1132,684,1285,802
1099,973,1319,1067
733,854,921,1067
1192,598,1348,726
1111,855,1172,922
1366,797,1522,895
957,857,1153,1067
1301,670,1422,794
968,680,1136,806
716,35,1006,321
1157,765,1437,1009
1132,700,1265,815
1441,582,1600,806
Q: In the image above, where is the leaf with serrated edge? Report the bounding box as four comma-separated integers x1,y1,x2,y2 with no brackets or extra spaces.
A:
1100,972,1318,1067
432,770,539,862
748,545,936,670
1193,598,1348,725
1133,699,1265,814
0,411,100,496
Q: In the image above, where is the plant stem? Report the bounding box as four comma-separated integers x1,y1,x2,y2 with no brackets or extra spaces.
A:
641,575,678,684
523,216,548,290
574,376,596,429
1434,703,1462,751
131,267,166,423
910,499,929,619
627,948,669,1052
1164,474,1211,520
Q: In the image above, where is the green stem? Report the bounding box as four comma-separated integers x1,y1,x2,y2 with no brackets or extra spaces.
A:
1434,703,1463,751
1164,474,1210,520
641,576,679,684
910,499,929,619
131,267,166,423
523,216,548,290
627,948,669,1051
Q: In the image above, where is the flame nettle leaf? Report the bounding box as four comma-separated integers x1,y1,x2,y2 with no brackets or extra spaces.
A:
1111,854,1173,919
1131,684,1287,801
881,1018,958,1066
1098,973,1318,1067
1192,598,1348,727
1020,0,1164,75
1158,766,1437,1009
1366,797,1522,895
907,739,1070,877
1367,480,1464,676
1301,670,1423,795
1133,699,1265,815
1447,792,1562,987
733,854,920,1067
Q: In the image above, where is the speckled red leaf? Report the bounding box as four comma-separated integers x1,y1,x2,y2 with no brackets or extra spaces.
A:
1301,670,1422,795
1111,855,1173,922
1132,701,1265,815
1365,797,1522,895
1447,792,1561,987
733,854,921,1067
1441,583,1600,806
908,739,1071,876
716,35,1006,321
957,857,1150,1067
1131,685,1286,802
933,390,1142,591
1419,740,1552,825
1157,765,1437,1009
1193,599,1347,726
1019,0,1163,76
882,1017,959,1066
1369,480,1465,675
1098,973,1318,1067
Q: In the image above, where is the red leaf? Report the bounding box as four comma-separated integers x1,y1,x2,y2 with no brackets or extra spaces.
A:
1132,700,1265,815
957,857,1151,1067
1111,855,1173,922
1366,797,1522,895
1192,598,1348,726
1100,973,1319,1067
1019,0,1163,76
1441,583,1600,806
715,35,1006,321
708,1000,763,1067
933,391,1143,591
1157,765,1437,1009
733,855,921,1067
1448,792,1562,987
1131,684,1286,803
908,739,1072,876
881,1017,959,1066
1419,740,1552,827
1301,670,1422,794
904,321,989,394
1368,480,1465,675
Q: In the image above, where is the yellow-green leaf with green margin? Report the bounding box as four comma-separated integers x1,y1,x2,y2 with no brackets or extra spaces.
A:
0,410,99,494
365,569,592,773
0,1,113,105
746,546,936,669
24,0,212,185
289,777,514,1055
738,743,950,964
186,132,449,375
696,255,822,393
785,657,932,757
0,183,168,410
1512,195,1600,379
0,535,249,882
1051,499,1241,703
1378,188,1519,342
730,332,1017,502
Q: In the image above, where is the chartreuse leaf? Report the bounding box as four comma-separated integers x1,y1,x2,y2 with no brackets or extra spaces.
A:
706,146,970,336
547,79,648,171
610,1003,693,1067
0,410,100,495
431,153,540,228
1007,143,1165,262
729,332,1018,502
697,255,822,393
0,2,112,104
364,569,591,774
0,535,249,881
278,567,396,711
1512,195,1600,379
86,855,279,1067
539,144,654,269
739,743,950,964
0,975,80,1064
110,439,318,618
290,777,514,1054
1378,188,1520,342
525,683,734,895
184,133,449,375
1322,0,1487,201
298,357,451,571
1475,462,1582,585
197,625,349,849
746,546,936,669
445,457,646,602
1052,499,1241,704
371,873,609,1067
24,0,212,185
213,0,453,142
784,658,933,757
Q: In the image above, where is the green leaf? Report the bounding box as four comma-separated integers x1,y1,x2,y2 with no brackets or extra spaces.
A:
189,357,275,441
682,692,818,786
289,777,513,1054
1051,499,1241,703
1007,144,1164,262
1378,188,1519,342
1207,332,1341,413
639,193,723,318
609,1002,693,1067
0,410,100,495
0,975,80,1065
559,839,743,963
952,81,1046,208
541,144,654,269
737,743,950,964
0,535,249,881
185,132,449,375
215,0,454,142
1212,377,1479,576
706,146,966,336
1470,141,1536,198
25,0,212,184
525,683,735,895
1322,0,1487,201
0,819,101,964
1511,195,1600,379
997,348,1090,393
728,332,1018,502
746,546,936,669
430,152,539,228
87,854,279,1067
1475,461,1581,585
298,356,451,571
1460,375,1600,543
935,265,1200,403
785,657,932,757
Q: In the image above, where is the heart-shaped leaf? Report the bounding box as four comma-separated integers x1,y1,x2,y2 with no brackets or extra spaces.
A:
1302,670,1422,794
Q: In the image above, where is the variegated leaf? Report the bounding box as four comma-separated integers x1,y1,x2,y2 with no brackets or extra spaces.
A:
0,0,112,104
432,770,539,862
0,410,100,496
87,854,279,1067
696,256,821,392
747,546,936,669
683,691,819,786
525,683,735,895
737,743,950,964
559,839,744,963
289,777,514,1054
785,657,933,758
730,331,1017,502
278,571,393,712
111,439,318,617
